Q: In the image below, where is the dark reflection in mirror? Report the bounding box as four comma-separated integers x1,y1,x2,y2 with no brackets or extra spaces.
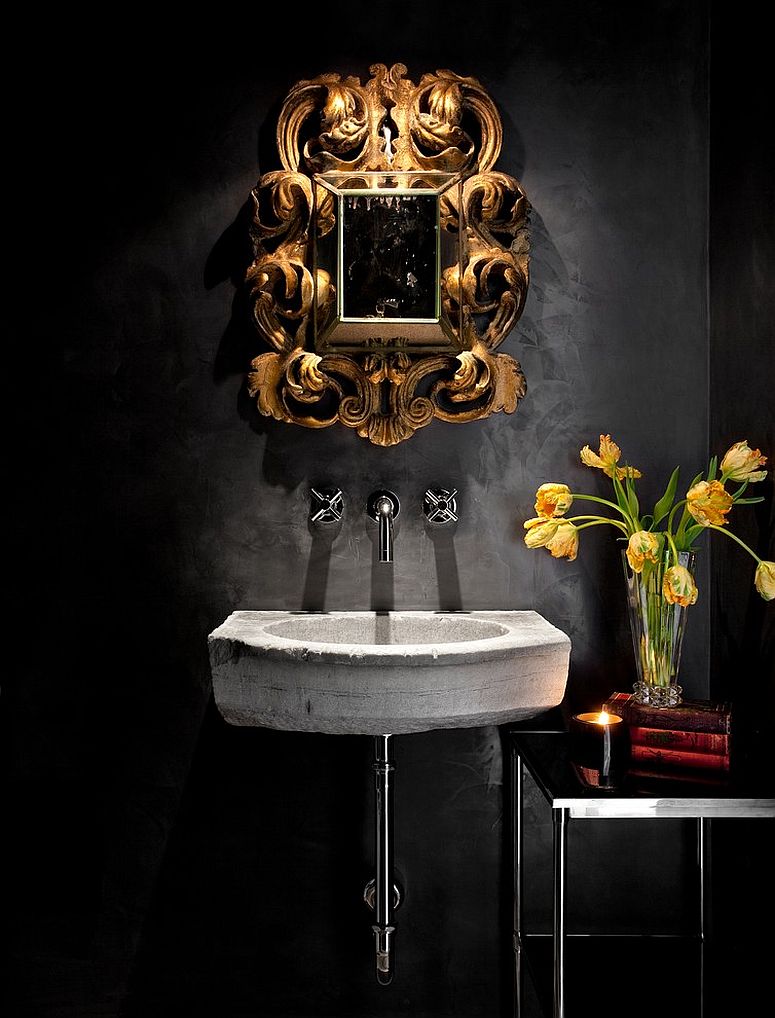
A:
342,194,438,320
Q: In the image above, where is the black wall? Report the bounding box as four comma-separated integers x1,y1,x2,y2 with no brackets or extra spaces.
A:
709,12,775,707
8,3,771,1017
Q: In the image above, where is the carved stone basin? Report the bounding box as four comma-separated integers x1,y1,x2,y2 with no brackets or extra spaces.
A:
208,610,571,735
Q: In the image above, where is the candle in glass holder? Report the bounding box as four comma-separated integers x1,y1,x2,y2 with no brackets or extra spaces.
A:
569,710,629,787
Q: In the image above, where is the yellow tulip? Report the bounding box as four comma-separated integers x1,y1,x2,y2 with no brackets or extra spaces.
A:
535,483,573,518
663,564,698,607
523,517,560,549
754,561,775,601
686,479,733,527
720,440,768,483
626,531,660,572
580,434,642,480
545,522,579,561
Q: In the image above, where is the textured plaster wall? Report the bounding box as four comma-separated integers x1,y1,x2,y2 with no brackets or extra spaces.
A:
8,4,727,1016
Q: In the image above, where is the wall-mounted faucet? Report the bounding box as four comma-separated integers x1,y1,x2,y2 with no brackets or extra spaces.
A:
367,490,400,563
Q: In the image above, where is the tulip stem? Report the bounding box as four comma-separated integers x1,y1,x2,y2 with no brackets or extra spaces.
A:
666,499,687,535
666,531,681,565
570,493,632,519
707,525,762,563
574,520,629,534
568,514,628,531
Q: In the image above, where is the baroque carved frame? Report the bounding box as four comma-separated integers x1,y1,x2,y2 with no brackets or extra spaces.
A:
246,63,530,447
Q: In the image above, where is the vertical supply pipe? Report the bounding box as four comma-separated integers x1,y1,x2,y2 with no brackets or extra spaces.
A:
373,734,395,984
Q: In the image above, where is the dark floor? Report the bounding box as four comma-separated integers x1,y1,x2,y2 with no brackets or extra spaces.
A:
4,856,771,1018
4,710,773,1018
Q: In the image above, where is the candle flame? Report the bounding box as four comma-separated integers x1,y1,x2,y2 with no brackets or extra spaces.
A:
573,710,623,726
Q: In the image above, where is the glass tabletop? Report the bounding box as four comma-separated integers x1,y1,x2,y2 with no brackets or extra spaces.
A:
510,731,775,819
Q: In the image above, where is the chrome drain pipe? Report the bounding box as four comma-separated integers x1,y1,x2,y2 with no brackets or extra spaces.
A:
371,734,396,985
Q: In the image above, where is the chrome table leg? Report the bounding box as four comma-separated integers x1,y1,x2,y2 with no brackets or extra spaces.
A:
512,745,524,1017
553,807,569,1018
698,816,711,1018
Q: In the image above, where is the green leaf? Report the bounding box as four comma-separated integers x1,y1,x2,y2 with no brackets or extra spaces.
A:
652,466,680,525
708,455,718,482
611,473,630,517
640,514,654,530
733,481,749,499
687,471,703,492
625,473,640,522
682,524,706,545
675,483,700,542
734,496,765,504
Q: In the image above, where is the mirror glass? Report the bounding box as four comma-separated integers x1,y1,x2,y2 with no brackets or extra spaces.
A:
313,172,463,353
342,193,438,320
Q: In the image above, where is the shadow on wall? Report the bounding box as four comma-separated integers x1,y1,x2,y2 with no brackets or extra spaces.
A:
8,11,726,1018
200,176,639,713
198,94,519,613
299,504,466,612
207,200,570,481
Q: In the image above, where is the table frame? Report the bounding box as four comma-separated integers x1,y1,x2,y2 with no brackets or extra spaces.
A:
510,736,774,1018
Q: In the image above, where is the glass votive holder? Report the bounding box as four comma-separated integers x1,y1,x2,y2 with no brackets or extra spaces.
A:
569,710,629,788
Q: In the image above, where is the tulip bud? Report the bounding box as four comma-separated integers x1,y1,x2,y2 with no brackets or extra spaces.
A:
534,483,573,518
686,480,733,527
754,561,775,601
545,522,580,561
523,518,560,549
663,564,698,607
720,441,768,483
626,531,661,572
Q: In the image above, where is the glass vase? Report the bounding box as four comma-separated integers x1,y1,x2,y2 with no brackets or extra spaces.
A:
621,549,695,707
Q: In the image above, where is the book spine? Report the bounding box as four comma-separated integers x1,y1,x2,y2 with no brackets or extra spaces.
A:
629,744,730,771
628,725,729,754
603,693,732,734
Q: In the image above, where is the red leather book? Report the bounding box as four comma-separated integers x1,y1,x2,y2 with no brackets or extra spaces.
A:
603,692,732,734
629,743,730,772
628,725,729,755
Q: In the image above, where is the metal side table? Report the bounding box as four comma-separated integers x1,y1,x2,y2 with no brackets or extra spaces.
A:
509,730,775,1018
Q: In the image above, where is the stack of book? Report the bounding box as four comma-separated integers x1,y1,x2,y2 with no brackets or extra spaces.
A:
602,691,732,773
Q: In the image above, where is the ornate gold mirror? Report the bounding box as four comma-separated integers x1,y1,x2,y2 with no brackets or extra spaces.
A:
246,63,530,446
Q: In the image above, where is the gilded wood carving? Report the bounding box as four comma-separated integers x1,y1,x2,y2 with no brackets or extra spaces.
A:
245,63,530,446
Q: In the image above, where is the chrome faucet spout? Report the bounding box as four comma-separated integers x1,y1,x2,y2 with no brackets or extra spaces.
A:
376,497,394,562
367,490,400,564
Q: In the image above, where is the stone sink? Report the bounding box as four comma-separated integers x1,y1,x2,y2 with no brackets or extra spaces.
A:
208,611,571,735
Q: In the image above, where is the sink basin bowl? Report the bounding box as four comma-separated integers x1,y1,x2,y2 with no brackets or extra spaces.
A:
208,610,570,735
